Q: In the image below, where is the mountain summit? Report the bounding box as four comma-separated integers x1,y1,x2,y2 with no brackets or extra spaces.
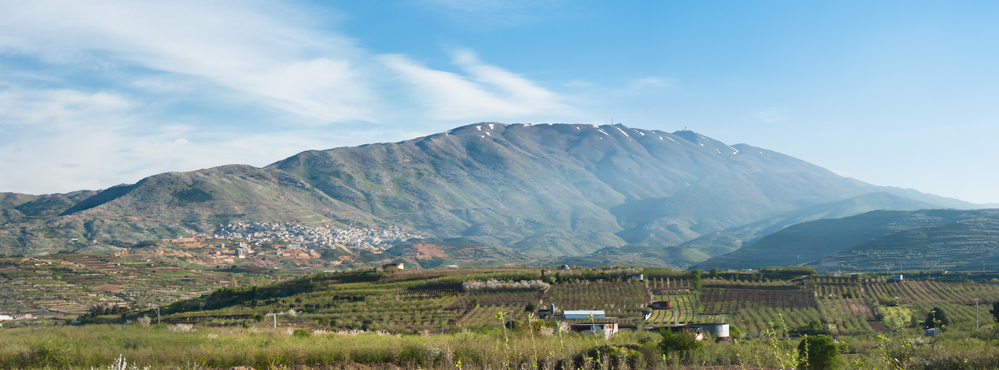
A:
0,123,975,263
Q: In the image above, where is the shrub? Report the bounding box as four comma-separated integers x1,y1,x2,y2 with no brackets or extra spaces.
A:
797,335,839,370
659,329,702,362
729,324,742,339
23,339,73,368
293,329,311,337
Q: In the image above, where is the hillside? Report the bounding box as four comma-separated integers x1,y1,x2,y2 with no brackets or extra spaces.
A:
681,192,940,258
0,122,979,261
813,214,999,271
699,209,999,270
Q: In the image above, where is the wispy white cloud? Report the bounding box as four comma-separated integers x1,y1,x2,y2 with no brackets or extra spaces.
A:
0,0,374,123
0,85,383,194
380,49,574,121
0,88,133,127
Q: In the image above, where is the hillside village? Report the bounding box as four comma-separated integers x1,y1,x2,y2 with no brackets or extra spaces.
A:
206,222,423,251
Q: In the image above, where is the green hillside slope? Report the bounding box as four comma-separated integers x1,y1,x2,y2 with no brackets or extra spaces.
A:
813,214,999,271
683,192,940,258
700,209,999,270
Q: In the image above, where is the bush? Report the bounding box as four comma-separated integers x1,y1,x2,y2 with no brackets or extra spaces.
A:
292,329,311,337
659,329,702,362
729,324,742,339
23,339,73,368
797,335,839,370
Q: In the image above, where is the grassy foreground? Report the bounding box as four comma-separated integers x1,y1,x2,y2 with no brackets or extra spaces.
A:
7,323,999,369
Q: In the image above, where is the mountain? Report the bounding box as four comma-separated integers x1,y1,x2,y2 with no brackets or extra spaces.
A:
265,122,906,256
699,209,999,270
683,192,941,259
0,122,980,260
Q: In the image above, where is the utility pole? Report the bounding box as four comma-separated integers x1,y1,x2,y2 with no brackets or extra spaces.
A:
152,306,161,325
976,298,980,331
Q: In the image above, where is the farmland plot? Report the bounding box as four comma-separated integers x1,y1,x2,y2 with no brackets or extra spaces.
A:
699,287,815,314
448,290,542,309
545,281,647,311
646,294,723,325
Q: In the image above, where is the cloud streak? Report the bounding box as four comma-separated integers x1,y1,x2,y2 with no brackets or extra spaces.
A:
381,50,574,121
0,0,374,123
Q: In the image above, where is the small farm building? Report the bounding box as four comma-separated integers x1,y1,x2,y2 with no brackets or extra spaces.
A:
650,301,672,309
383,263,404,270
570,323,618,338
563,310,605,319
687,323,729,338
893,274,904,282
538,303,557,319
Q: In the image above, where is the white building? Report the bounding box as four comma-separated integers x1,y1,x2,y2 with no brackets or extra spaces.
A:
563,310,605,319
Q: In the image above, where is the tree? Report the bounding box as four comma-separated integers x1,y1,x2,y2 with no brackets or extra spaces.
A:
708,268,719,278
797,335,840,370
691,270,703,290
924,307,949,329
796,318,825,335
990,302,999,324
525,302,536,312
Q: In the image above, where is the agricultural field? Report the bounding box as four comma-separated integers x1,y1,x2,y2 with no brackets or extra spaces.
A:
0,253,302,320
646,293,724,325
7,263,999,368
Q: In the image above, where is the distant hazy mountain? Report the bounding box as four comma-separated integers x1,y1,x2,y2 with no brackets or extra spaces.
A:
0,123,984,260
699,209,999,270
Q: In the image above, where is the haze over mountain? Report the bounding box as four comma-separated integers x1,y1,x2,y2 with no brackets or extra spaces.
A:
0,123,987,265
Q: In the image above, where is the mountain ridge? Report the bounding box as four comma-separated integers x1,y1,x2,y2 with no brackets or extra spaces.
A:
0,123,987,262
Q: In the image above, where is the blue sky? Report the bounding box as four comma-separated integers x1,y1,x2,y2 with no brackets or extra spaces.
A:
1,0,996,204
